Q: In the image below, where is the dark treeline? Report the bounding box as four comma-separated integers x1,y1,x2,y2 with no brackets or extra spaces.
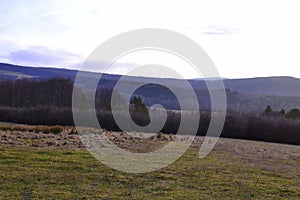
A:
0,79,119,110
1,107,299,145
0,78,299,145
0,79,73,108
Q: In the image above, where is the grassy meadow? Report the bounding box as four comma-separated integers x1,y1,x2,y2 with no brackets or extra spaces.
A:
0,137,299,199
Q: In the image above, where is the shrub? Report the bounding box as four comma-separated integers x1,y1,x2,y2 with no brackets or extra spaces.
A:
286,108,300,119
49,126,63,134
130,96,149,116
157,132,163,139
69,128,78,135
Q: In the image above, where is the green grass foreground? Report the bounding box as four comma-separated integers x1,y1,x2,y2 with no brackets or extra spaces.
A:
0,146,299,199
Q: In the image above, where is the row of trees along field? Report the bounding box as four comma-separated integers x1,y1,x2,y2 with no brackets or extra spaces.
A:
0,78,299,145
264,105,300,119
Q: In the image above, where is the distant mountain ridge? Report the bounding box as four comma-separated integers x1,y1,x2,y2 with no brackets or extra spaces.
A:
0,63,78,80
1,62,299,97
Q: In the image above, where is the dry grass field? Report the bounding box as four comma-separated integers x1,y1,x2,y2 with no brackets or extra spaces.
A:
0,124,299,199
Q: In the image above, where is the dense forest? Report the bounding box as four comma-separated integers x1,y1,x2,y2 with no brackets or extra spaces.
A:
0,79,73,108
0,78,299,145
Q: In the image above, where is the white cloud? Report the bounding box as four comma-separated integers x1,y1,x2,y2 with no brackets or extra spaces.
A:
200,26,241,36
6,46,83,68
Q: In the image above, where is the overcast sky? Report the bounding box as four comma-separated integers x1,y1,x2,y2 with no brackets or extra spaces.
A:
0,0,299,78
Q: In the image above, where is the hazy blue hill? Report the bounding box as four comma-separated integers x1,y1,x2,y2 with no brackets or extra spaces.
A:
223,77,300,96
1,62,300,96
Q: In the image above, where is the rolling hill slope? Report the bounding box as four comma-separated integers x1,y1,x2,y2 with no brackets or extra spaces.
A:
1,63,300,112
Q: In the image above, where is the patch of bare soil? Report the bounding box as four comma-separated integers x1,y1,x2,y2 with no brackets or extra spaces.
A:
0,127,173,151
